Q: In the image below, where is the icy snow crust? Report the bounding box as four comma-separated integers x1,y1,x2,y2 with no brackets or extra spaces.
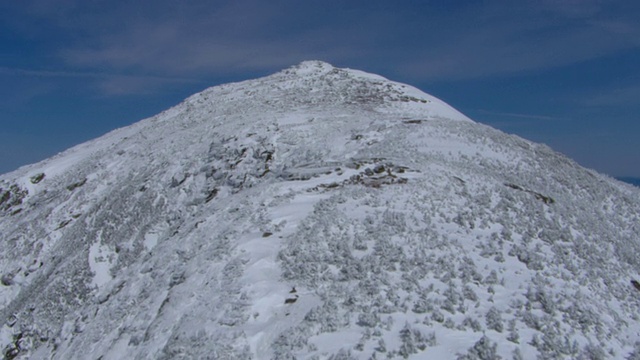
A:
1,61,640,359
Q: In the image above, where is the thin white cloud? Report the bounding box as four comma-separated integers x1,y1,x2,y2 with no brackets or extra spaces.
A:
475,109,565,121
585,85,640,107
0,66,195,81
400,3,640,81
5,1,640,93
0,66,203,95
58,2,367,75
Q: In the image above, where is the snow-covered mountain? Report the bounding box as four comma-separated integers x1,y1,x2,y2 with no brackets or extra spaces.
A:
1,61,640,359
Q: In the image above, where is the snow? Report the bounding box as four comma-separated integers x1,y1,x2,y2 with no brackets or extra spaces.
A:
239,190,330,358
0,325,13,354
143,232,159,251
1,61,640,359
88,240,116,290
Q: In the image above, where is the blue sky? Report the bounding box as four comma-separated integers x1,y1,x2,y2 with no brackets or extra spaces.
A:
1,1,639,177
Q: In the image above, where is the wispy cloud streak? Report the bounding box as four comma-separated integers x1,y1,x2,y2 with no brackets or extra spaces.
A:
3,1,640,92
476,109,566,122
0,66,199,82
0,66,204,95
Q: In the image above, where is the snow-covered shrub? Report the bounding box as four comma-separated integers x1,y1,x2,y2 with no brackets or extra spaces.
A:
525,284,555,315
398,322,418,358
506,319,519,343
563,296,601,333
485,307,503,332
512,348,523,360
509,244,545,271
484,270,498,285
463,285,478,301
442,281,462,314
521,310,542,331
431,309,445,323
457,335,500,360
412,297,431,314
462,316,483,332
356,312,380,328
579,343,606,360
328,348,357,360
304,300,347,333
458,258,483,283
271,325,311,359
444,318,456,329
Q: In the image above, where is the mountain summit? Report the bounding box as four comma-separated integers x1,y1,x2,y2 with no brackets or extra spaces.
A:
1,61,640,359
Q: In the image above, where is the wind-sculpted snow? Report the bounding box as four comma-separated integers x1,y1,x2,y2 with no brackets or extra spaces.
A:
1,61,640,359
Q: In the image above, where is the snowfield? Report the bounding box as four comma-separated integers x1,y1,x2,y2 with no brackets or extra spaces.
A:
1,61,640,359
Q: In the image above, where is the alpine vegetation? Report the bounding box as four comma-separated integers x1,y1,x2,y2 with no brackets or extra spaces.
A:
1,61,639,359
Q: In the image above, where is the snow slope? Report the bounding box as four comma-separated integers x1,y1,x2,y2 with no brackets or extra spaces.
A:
1,61,640,359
